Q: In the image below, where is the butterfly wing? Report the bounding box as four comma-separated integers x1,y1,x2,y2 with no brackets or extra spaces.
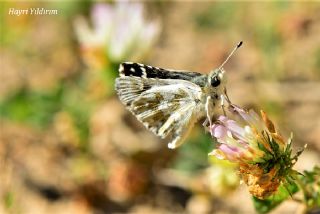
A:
115,76,204,149
119,62,204,81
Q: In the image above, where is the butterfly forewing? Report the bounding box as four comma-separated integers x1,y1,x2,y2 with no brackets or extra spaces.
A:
119,62,204,81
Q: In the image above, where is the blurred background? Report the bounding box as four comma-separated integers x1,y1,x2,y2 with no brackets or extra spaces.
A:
1,1,320,213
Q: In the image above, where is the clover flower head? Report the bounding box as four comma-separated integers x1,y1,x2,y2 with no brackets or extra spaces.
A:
209,104,305,199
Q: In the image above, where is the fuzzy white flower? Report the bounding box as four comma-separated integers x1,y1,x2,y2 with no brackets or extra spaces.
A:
74,2,161,67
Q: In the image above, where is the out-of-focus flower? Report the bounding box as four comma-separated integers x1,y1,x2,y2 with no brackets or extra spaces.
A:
209,104,306,199
74,2,161,69
205,156,239,196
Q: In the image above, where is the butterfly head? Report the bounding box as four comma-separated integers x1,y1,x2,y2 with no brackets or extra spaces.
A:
208,68,226,88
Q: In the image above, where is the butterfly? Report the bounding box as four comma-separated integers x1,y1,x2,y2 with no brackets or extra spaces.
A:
115,42,242,149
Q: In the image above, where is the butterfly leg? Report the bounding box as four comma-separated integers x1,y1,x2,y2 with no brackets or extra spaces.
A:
205,96,213,127
202,118,208,127
220,94,227,116
202,118,211,134
223,87,232,104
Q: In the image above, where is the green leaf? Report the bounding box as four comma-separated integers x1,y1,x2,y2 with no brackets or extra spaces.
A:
252,181,299,214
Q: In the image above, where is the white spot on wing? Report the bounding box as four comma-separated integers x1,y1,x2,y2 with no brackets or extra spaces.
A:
168,142,176,149
130,68,135,72
119,64,125,76
141,67,147,78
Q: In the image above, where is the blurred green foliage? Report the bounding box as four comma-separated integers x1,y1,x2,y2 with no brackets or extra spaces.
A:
172,129,214,174
0,86,64,127
4,191,14,210
193,3,236,30
314,48,320,76
0,82,91,151
300,167,320,211
49,1,92,17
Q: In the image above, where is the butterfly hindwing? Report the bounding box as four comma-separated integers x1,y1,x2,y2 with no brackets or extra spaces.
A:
115,76,204,149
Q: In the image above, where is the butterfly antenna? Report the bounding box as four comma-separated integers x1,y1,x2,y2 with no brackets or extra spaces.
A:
218,41,243,70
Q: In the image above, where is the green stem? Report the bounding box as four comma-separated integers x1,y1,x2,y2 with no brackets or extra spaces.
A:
291,171,308,205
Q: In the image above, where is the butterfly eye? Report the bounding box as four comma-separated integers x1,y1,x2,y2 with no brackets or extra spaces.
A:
211,76,221,87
